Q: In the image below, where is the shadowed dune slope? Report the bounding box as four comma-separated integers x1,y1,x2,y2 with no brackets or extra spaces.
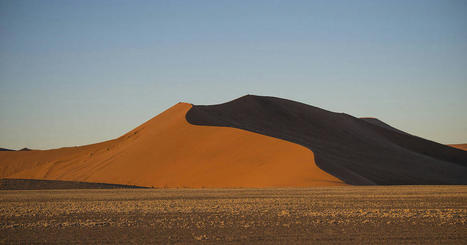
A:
0,103,345,188
450,144,467,151
186,95,467,185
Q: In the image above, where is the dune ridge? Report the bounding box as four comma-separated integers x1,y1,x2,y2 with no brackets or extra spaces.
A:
0,103,344,188
359,117,409,135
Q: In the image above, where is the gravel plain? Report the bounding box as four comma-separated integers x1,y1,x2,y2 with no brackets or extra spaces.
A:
1,186,466,244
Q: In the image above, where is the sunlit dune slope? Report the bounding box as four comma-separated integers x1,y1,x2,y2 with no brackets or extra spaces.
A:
0,103,345,187
450,144,467,151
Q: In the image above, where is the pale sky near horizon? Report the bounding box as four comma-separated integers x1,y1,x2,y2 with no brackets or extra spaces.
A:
1,0,466,150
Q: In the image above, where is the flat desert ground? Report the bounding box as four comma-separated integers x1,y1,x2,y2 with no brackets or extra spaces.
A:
1,186,466,244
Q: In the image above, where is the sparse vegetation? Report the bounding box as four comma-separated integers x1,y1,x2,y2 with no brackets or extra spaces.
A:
1,186,466,243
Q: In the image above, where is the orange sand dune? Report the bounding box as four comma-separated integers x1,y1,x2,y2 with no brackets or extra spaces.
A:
0,103,345,188
449,144,467,151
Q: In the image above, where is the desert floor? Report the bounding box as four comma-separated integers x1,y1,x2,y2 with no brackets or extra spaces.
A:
1,186,466,244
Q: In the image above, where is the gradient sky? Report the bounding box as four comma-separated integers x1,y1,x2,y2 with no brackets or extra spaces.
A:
1,0,466,150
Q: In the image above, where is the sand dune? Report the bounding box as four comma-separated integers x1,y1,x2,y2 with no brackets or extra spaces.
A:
450,144,467,151
1,95,465,187
187,95,467,185
0,103,344,188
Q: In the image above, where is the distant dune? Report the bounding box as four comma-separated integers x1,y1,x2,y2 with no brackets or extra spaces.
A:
0,102,344,188
0,178,148,190
450,144,467,151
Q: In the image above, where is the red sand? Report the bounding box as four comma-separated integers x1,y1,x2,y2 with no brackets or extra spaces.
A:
449,144,467,151
0,103,345,188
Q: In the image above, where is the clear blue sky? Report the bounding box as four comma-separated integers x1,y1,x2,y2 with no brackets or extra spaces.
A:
1,0,466,150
